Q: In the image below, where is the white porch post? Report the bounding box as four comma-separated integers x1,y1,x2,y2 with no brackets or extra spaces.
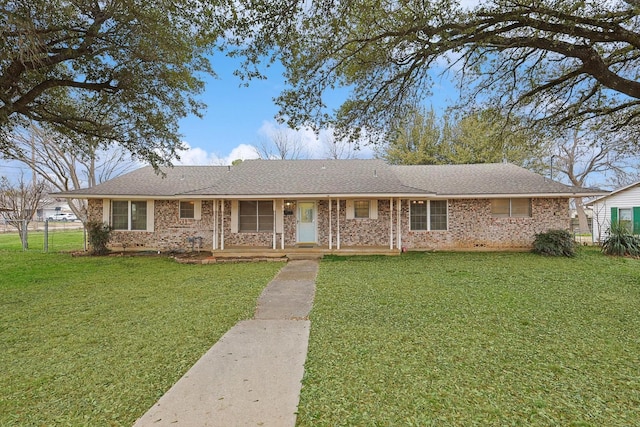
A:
389,197,394,250
273,198,276,250
337,198,341,250
329,198,333,250
281,199,285,250
213,199,218,250
221,199,225,251
397,198,402,250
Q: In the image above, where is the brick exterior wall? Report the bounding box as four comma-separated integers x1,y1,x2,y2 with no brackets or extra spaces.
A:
88,199,215,251
401,198,570,249
88,197,570,251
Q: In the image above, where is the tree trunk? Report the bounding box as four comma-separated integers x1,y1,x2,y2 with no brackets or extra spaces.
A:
21,221,29,250
574,198,590,234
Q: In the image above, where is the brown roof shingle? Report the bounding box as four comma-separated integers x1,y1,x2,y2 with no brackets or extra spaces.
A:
59,160,603,198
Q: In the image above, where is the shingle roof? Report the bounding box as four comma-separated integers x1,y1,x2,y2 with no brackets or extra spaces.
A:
65,165,231,197
182,159,425,196
392,163,597,196
58,160,604,198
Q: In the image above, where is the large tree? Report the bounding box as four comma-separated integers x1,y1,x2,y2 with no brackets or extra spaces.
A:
0,0,222,167
229,0,640,140
255,126,307,159
4,123,135,221
383,107,449,165
383,107,548,169
551,124,638,233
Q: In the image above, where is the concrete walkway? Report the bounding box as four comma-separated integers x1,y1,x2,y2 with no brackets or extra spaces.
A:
133,260,318,427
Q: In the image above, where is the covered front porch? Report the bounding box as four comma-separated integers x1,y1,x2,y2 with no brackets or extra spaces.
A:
211,197,406,252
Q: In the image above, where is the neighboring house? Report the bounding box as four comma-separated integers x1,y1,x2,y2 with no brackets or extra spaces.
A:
59,159,603,253
588,181,640,243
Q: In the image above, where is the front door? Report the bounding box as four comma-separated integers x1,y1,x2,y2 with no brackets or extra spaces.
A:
297,201,316,243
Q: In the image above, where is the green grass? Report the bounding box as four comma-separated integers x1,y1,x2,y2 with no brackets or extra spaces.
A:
299,249,640,426
0,252,281,426
0,229,85,252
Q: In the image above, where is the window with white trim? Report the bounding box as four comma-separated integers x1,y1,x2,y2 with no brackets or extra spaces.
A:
619,208,633,233
239,200,274,232
180,201,195,219
430,200,448,230
491,198,531,218
111,200,148,230
354,200,370,218
410,200,448,231
346,200,378,219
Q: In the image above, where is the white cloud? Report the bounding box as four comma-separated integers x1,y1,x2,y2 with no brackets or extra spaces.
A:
175,142,259,166
174,144,214,165
176,120,378,167
227,144,260,163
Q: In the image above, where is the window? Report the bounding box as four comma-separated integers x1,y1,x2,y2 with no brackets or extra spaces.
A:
410,200,448,231
619,208,633,233
430,200,448,230
410,201,428,230
347,200,378,219
490,199,510,217
354,200,370,218
111,200,149,231
180,201,195,219
491,198,531,218
612,207,640,234
239,200,274,232
111,201,129,230
130,201,147,230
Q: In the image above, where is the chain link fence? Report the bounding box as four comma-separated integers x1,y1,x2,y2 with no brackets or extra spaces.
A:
0,220,86,252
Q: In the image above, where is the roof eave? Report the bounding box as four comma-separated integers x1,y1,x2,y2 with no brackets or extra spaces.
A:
56,191,606,200
438,191,609,198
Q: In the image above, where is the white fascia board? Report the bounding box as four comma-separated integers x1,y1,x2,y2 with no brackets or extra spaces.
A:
588,183,639,205
441,192,609,199
59,191,607,200
195,193,436,199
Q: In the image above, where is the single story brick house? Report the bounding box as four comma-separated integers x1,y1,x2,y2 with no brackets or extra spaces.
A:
61,159,603,253
588,181,640,243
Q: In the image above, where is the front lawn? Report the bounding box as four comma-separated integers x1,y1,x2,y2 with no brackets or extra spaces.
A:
0,252,281,425
0,229,85,252
299,249,640,426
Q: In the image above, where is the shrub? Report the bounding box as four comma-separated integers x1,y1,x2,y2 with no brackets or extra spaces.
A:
533,229,576,257
86,221,112,255
602,222,640,257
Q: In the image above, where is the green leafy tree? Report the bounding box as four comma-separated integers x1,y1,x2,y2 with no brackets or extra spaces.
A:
447,110,548,171
228,0,640,141
0,0,222,167
383,108,547,169
383,107,449,165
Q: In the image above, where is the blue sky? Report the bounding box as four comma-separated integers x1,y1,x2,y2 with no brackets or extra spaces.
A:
174,55,460,165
